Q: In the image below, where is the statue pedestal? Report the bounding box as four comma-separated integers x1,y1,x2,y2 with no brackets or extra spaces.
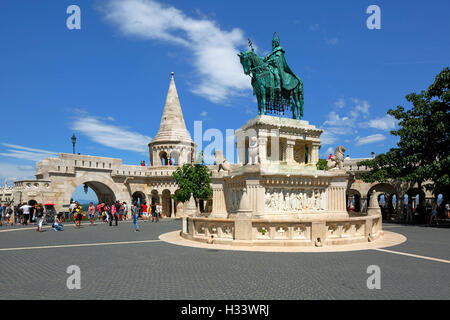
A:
182,115,383,247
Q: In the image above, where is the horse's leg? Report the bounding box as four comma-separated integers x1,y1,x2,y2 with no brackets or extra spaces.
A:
257,94,261,115
293,89,301,120
261,85,267,115
290,93,297,120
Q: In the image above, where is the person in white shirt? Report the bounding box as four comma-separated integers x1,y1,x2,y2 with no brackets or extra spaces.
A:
20,203,32,225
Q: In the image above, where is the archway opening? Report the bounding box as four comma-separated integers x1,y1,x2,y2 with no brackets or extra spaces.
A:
160,151,169,166
132,191,146,206
71,182,117,215
346,190,361,212
150,190,160,205
367,183,396,220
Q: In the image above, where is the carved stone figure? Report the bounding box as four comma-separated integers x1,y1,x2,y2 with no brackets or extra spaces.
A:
327,146,346,170
248,136,259,165
214,150,231,172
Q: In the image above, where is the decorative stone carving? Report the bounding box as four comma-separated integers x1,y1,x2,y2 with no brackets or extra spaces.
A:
264,188,326,212
327,146,346,170
214,150,231,172
248,136,259,165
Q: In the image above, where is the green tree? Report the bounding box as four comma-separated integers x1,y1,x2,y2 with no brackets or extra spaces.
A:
358,67,450,213
316,159,328,170
172,162,213,204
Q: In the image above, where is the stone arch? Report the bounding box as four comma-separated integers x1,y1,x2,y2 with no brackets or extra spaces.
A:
150,189,160,205
346,189,361,212
132,191,146,206
66,174,123,210
159,151,169,166
367,183,397,220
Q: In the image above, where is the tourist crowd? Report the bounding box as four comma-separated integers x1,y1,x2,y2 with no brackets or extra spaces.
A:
0,200,166,232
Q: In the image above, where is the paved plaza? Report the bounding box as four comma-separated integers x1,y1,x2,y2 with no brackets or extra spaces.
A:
0,220,448,300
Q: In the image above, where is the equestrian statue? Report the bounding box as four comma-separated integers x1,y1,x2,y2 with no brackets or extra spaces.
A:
238,33,304,119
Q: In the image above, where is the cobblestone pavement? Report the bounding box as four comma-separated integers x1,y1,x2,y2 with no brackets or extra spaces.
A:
0,220,448,300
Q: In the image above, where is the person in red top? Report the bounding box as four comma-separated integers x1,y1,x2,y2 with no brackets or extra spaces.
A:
142,203,148,221
328,153,333,160
97,203,102,221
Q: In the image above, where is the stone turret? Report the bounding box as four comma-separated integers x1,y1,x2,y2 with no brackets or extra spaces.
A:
148,72,196,167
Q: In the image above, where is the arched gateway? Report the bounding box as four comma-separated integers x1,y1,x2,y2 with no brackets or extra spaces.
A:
8,73,194,217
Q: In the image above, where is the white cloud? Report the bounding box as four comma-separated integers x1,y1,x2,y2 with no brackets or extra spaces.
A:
334,98,345,109
355,134,386,146
0,163,35,181
0,143,58,162
323,112,354,127
101,0,251,103
326,38,339,45
364,115,397,131
72,116,152,154
200,111,208,117
350,98,370,117
320,98,373,146
309,24,319,31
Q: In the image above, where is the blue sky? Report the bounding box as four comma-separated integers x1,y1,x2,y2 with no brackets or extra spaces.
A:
0,0,449,185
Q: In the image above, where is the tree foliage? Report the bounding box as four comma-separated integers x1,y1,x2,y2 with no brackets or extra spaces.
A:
358,67,450,200
316,159,328,171
172,162,213,203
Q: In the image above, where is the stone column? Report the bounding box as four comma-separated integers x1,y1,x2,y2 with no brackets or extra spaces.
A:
286,140,296,165
258,135,268,164
311,143,320,166
234,189,252,240
360,197,368,213
211,182,227,218
171,198,176,217
236,131,246,165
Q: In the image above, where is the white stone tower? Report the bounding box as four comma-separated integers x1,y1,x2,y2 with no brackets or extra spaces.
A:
148,72,196,166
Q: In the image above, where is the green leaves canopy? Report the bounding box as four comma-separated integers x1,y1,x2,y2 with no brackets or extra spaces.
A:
358,67,450,199
172,163,213,203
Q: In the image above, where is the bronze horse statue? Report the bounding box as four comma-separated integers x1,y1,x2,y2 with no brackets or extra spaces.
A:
238,49,304,119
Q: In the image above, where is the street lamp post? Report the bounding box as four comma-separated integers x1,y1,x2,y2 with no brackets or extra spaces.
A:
71,134,77,154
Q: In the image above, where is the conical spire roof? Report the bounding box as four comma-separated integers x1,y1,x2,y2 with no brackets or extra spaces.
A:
151,72,193,144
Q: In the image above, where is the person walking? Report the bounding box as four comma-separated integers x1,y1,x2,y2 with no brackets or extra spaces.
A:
74,202,83,229
97,203,102,221
429,203,439,225
157,204,162,220
142,202,148,222
119,202,125,221
110,202,118,226
151,203,158,222
123,202,129,220
132,202,140,232
0,204,3,227
35,203,45,232
5,203,13,227
20,202,32,225
104,204,110,223
15,205,21,225
446,202,450,219
87,202,95,226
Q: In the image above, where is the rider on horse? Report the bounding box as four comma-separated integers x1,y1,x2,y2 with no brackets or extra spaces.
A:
264,33,301,94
